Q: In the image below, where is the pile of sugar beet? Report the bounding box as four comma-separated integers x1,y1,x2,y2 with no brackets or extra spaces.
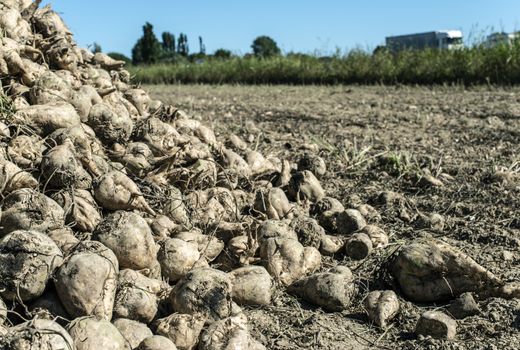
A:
0,1,518,349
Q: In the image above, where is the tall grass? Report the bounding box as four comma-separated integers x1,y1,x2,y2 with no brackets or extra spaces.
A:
129,42,520,85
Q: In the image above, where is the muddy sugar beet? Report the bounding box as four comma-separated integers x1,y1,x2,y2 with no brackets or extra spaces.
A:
390,238,520,302
0,2,517,349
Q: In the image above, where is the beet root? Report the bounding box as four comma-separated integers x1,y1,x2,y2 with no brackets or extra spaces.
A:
390,238,516,302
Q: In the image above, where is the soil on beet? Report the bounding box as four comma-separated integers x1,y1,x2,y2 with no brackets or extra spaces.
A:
147,84,520,350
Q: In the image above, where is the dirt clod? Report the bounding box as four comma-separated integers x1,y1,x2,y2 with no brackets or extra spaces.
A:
416,310,457,339
448,292,480,319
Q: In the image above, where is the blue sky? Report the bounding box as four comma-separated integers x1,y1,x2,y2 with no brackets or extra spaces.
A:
43,1,520,56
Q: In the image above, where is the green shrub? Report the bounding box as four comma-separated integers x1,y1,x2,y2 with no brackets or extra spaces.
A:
128,42,520,85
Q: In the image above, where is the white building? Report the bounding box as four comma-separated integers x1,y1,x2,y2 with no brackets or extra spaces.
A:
385,30,463,52
484,32,520,48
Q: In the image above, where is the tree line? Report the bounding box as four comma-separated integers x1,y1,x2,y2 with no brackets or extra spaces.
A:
100,22,281,65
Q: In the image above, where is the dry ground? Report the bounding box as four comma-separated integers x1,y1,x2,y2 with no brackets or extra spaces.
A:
147,84,520,350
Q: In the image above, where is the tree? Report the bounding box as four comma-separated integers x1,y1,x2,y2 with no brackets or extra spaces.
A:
177,33,189,56
198,36,206,55
162,32,176,53
251,36,281,58
213,49,232,59
91,42,102,53
132,22,162,65
160,32,177,62
373,45,389,55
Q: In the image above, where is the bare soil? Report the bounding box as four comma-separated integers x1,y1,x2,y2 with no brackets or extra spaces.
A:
147,84,520,350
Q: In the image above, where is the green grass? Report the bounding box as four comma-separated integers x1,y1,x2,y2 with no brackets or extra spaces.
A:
129,42,520,85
